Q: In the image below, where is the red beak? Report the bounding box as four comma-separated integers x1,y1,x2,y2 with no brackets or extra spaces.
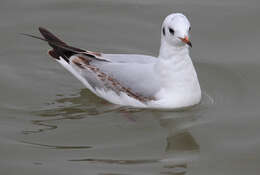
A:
179,36,192,47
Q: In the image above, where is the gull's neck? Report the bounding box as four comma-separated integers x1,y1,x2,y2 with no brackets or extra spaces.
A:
156,39,194,86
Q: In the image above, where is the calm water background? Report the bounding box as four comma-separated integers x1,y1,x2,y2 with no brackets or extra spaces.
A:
1,0,260,174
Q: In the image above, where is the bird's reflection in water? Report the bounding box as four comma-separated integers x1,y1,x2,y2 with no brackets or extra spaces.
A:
24,89,207,175
69,110,204,175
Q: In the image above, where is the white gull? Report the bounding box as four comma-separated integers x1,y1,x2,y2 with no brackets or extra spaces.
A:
28,13,201,109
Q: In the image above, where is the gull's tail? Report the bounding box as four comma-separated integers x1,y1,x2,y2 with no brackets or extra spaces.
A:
22,27,86,62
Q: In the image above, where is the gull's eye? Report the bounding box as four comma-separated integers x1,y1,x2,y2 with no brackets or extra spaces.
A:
189,27,191,31
168,27,174,35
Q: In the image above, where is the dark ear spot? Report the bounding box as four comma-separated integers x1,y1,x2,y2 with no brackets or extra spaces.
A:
162,27,165,36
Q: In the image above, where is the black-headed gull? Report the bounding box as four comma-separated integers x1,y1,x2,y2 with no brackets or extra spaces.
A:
26,13,201,109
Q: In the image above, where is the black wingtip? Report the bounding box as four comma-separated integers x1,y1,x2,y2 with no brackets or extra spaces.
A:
23,27,89,63
38,26,66,45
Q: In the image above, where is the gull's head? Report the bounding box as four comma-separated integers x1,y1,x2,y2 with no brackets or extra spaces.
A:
161,13,192,48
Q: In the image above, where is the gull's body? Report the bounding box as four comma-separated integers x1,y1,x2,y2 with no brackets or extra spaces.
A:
30,13,201,109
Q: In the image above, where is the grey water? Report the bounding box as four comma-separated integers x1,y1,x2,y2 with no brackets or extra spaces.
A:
1,0,260,174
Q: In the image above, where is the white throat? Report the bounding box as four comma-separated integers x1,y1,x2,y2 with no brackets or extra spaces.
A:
159,38,189,59
152,39,201,109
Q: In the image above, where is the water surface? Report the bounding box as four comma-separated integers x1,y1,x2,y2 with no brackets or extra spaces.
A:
1,0,260,175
